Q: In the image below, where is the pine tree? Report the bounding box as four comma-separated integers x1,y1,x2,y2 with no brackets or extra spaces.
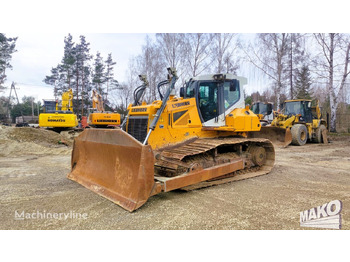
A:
92,52,106,96
294,65,312,99
74,35,92,115
60,34,76,93
0,33,17,90
104,53,116,102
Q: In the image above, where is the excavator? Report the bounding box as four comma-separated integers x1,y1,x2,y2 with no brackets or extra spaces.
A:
39,89,78,131
68,68,275,212
87,90,120,128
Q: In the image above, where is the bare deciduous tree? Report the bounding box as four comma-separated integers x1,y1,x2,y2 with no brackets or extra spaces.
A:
313,33,350,132
243,33,290,110
210,33,239,74
183,33,213,78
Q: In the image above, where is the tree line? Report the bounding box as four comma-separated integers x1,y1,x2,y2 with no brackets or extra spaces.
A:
116,33,350,132
1,33,350,132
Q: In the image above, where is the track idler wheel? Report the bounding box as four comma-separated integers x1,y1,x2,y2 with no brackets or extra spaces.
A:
248,146,267,166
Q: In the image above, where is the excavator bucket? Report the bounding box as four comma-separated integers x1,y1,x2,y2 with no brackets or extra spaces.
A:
249,126,292,147
67,129,155,212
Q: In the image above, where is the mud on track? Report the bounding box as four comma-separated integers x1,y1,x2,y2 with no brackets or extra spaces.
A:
1,126,349,229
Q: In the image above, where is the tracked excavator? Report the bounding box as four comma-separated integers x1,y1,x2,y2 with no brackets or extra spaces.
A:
68,68,275,212
87,90,120,127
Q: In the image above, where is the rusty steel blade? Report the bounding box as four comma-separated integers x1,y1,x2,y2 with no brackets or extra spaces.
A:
67,129,155,212
249,126,292,147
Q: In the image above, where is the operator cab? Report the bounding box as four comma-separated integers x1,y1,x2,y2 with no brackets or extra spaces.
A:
42,100,57,113
181,74,245,126
283,100,312,123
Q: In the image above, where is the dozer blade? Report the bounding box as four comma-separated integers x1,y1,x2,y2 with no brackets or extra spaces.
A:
67,129,155,212
249,126,292,147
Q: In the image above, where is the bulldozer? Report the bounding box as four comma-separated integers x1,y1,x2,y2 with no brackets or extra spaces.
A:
39,89,78,131
268,99,327,146
68,68,275,212
87,90,121,128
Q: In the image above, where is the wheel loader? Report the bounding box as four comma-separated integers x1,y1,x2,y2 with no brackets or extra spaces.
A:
268,99,327,146
68,68,275,212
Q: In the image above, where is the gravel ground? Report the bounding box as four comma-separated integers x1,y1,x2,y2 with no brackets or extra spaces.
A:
0,127,349,230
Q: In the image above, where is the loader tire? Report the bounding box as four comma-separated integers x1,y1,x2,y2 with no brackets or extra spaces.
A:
291,124,307,146
314,124,327,143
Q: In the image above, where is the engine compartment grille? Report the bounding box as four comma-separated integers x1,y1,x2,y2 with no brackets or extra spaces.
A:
127,116,148,143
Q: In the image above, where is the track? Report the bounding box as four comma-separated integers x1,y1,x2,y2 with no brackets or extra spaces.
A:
154,137,275,190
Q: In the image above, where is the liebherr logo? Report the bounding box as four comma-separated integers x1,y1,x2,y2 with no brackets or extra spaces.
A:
300,200,342,229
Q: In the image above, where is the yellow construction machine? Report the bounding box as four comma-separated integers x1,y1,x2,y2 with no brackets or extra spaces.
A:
68,68,275,212
268,99,327,146
249,101,292,147
87,90,120,128
39,89,78,130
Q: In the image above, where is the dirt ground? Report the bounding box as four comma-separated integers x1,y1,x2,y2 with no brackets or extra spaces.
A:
0,125,349,230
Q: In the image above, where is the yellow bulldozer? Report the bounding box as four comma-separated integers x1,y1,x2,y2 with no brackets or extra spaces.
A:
68,68,275,212
87,90,121,128
39,89,78,131
268,99,327,146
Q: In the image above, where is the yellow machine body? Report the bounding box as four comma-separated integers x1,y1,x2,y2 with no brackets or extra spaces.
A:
88,112,121,127
39,112,78,128
126,97,261,150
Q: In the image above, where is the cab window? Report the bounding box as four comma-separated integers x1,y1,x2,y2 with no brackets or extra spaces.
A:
198,82,218,122
223,80,240,110
186,81,196,98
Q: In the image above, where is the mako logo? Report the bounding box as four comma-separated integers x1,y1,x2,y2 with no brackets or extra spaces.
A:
300,200,342,229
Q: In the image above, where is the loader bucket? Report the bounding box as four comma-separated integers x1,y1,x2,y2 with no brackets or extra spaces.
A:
67,129,155,212
249,126,292,147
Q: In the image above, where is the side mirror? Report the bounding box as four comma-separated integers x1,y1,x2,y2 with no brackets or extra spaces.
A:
266,103,273,115
180,87,185,98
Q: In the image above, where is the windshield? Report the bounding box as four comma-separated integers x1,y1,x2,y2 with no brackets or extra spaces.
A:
223,80,240,109
284,101,303,116
43,101,56,113
252,103,268,114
